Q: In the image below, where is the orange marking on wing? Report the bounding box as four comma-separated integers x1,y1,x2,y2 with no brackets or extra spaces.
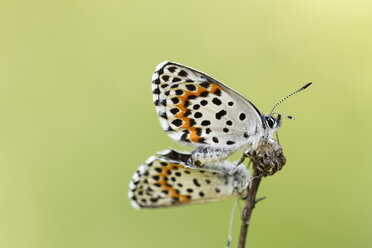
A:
157,164,190,203
173,83,223,143
209,84,221,94
189,130,200,143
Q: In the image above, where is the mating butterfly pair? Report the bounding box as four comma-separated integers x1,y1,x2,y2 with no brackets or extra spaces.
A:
129,61,311,208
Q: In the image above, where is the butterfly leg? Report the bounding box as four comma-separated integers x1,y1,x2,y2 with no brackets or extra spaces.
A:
275,131,281,145
247,159,252,169
236,153,248,166
235,148,253,166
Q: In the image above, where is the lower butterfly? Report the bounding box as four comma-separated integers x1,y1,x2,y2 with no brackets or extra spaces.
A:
128,149,250,209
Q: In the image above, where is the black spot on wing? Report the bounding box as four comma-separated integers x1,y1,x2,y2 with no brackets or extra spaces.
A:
199,82,210,89
168,66,177,72
153,78,160,85
194,112,202,118
186,84,196,91
187,95,197,100
215,110,227,120
162,75,170,81
200,100,208,106
193,178,201,187
196,128,202,136
200,91,209,97
180,130,189,141
171,119,182,127
178,70,188,77
170,108,179,115
201,120,211,126
189,118,196,127
157,68,164,75
171,97,179,104
183,109,192,117
175,89,184,95
214,88,222,96
212,98,222,106
193,104,200,110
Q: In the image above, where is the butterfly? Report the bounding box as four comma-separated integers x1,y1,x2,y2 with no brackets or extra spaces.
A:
128,149,250,209
152,61,311,167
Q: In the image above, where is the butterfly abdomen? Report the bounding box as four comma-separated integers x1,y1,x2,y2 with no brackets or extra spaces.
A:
189,146,239,166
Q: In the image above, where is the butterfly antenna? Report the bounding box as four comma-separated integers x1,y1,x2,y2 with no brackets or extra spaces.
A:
269,82,312,115
226,199,239,248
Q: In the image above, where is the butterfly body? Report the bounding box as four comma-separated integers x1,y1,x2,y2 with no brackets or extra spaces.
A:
152,61,283,166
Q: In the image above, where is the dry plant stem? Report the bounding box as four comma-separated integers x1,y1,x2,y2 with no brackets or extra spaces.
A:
236,140,286,248
237,169,261,248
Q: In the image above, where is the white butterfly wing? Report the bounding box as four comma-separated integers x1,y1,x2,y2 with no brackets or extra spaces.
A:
152,62,264,153
128,150,249,209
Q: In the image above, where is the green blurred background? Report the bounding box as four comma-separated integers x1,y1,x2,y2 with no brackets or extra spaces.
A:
1,0,371,247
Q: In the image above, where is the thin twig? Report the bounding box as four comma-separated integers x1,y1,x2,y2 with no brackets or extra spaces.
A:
237,142,286,248
237,169,261,248
255,196,266,204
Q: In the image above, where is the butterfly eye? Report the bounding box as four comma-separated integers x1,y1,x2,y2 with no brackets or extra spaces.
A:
266,117,275,128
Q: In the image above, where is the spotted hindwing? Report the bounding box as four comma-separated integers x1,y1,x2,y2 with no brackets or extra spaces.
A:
152,62,264,162
128,150,250,209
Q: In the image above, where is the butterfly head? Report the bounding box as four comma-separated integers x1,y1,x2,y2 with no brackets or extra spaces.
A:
264,114,282,130
265,82,312,130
